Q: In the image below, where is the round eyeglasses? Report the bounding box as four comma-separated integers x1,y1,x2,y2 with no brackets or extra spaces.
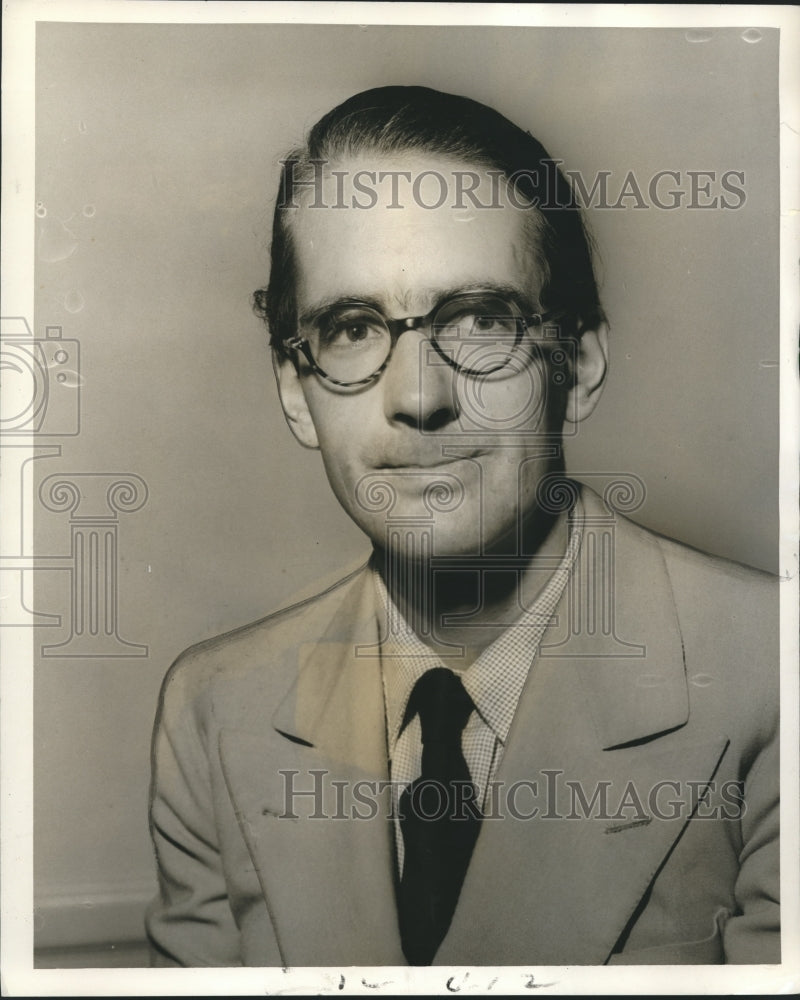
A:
286,290,561,387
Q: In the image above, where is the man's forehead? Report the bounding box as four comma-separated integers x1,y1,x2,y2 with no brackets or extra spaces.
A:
289,154,541,311
291,151,523,212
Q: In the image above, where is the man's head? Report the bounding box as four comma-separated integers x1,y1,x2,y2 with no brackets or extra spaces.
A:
255,86,608,557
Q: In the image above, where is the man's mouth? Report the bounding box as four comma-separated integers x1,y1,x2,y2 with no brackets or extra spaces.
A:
376,452,486,471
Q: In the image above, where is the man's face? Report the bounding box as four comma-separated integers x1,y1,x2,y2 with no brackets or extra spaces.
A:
277,154,576,558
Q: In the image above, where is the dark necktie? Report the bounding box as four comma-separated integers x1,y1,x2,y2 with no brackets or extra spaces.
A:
397,667,482,965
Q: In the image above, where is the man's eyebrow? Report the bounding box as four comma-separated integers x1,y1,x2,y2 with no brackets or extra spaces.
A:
299,282,535,325
433,282,535,309
298,294,385,326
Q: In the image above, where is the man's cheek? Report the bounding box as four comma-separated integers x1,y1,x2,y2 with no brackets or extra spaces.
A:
320,452,357,497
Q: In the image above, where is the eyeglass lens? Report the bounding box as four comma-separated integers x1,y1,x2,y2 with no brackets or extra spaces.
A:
306,292,526,384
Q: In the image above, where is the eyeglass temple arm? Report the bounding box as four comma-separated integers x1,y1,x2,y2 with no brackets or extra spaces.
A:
285,336,318,371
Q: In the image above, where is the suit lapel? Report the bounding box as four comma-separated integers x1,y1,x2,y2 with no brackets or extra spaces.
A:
543,485,690,748
218,487,728,966
219,568,405,966
437,674,728,964
438,486,726,965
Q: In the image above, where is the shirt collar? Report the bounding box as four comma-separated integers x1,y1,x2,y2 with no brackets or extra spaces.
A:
376,495,585,750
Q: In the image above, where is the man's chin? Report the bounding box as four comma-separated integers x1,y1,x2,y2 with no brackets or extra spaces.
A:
365,520,516,564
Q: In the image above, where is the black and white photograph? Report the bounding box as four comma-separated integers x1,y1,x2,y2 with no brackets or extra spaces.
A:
1,2,798,995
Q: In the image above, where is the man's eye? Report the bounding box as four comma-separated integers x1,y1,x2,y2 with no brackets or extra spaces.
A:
464,312,516,337
321,314,385,348
436,297,519,340
339,323,370,343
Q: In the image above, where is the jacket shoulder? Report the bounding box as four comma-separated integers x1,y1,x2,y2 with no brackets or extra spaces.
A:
648,529,778,621
652,525,774,585
157,556,371,720
637,523,779,733
616,513,779,660
580,483,777,606
604,513,779,760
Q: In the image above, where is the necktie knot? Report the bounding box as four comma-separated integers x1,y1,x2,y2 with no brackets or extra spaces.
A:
403,667,474,744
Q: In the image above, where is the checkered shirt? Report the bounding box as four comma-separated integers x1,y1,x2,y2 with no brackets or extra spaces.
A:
375,496,584,875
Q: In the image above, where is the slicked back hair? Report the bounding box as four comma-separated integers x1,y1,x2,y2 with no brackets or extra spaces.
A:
254,86,605,359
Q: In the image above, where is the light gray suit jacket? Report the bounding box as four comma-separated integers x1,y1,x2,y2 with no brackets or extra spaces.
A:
146,486,780,966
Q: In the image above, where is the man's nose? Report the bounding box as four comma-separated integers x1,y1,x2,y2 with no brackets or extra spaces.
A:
381,328,461,431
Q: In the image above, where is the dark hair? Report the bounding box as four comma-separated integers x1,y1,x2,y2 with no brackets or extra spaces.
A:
254,85,604,358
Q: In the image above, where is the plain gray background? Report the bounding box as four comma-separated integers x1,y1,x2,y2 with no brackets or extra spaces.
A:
32,23,778,960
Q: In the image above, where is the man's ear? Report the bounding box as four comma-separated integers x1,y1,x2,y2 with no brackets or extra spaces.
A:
564,321,609,424
272,351,320,449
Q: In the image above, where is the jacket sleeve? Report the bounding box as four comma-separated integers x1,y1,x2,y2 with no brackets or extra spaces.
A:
145,658,242,967
723,701,781,964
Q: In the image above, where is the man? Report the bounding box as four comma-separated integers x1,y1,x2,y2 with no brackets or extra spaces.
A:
146,86,779,966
